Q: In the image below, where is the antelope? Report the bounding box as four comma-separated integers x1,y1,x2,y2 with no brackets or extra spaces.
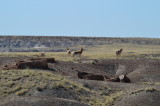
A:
66,48,71,56
71,48,84,57
36,52,45,58
116,49,123,59
33,52,45,59
40,53,46,58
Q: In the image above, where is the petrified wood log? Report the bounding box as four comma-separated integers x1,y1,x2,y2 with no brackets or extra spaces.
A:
2,58,56,70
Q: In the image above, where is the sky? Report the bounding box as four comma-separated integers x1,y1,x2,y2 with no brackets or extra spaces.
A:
0,0,160,38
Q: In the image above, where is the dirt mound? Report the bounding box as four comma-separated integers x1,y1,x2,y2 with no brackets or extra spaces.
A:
115,65,126,76
1,58,55,70
0,96,88,106
114,89,160,106
1,57,160,106
0,57,29,67
101,59,160,83
2,58,160,83
127,61,160,82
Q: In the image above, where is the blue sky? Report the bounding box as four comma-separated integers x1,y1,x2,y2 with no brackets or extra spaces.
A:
0,0,160,38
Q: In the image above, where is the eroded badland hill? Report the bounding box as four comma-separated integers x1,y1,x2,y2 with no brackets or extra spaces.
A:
0,36,160,52
1,36,160,106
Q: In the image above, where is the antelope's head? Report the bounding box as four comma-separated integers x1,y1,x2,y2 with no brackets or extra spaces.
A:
81,48,84,51
120,49,123,51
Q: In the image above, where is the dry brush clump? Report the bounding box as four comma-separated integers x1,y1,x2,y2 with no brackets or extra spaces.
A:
141,82,160,86
0,69,124,106
1,69,92,102
130,87,157,95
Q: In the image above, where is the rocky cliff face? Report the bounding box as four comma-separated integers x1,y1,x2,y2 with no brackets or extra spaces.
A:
0,36,160,52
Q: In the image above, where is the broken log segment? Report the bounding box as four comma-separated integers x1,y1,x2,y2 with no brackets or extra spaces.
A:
2,58,56,70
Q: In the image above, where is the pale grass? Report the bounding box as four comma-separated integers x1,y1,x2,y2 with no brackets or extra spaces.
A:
87,91,124,106
1,69,123,105
141,82,160,86
0,69,90,98
130,87,157,95
0,44,160,61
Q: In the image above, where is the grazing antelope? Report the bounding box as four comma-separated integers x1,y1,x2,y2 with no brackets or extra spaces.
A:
116,49,123,59
36,52,45,58
66,48,71,56
40,53,46,58
71,48,84,57
33,52,45,58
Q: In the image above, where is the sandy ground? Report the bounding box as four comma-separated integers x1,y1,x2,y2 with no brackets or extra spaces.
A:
1,57,160,106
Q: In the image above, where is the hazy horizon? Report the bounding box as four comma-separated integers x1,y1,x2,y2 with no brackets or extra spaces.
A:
0,35,160,39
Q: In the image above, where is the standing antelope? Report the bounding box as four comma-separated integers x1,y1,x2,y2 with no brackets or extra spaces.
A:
33,52,45,58
116,49,123,59
66,48,71,56
71,48,84,57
